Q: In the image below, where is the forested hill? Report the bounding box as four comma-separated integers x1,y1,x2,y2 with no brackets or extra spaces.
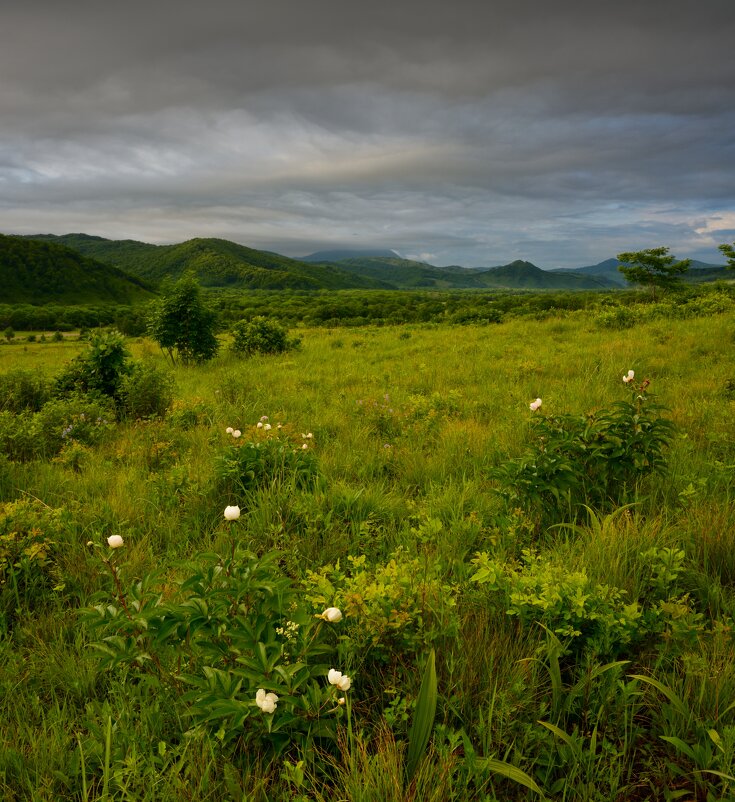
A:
26,234,387,291
0,235,155,304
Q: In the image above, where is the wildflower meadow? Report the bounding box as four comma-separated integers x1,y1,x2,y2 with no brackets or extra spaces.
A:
1,297,734,801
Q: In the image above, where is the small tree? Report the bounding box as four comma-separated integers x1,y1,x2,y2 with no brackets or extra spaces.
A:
3,327,15,343
617,247,690,299
718,242,735,269
148,273,219,365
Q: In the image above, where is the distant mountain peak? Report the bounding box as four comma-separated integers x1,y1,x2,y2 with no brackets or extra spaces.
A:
302,248,399,262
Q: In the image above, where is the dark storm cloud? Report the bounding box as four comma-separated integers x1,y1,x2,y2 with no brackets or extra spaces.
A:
2,0,734,266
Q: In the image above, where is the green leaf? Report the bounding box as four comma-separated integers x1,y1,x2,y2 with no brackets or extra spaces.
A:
476,757,544,795
405,649,437,783
629,674,690,720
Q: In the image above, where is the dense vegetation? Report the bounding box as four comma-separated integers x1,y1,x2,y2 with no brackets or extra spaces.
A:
0,235,154,305
1,294,734,800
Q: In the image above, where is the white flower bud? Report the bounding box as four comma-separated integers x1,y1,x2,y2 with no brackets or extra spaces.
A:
224,505,240,521
107,534,124,549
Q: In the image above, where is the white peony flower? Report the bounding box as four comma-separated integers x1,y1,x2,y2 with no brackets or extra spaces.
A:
255,688,278,714
224,505,241,521
257,421,264,429
321,607,343,623
107,534,124,549
529,398,542,412
264,423,272,431
623,369,635,383
232,430,241,438
302,443,308,450
328,669,351,691
226,427,233,434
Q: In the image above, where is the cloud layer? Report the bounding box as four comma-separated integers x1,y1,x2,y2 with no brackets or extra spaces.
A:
2,0,733,267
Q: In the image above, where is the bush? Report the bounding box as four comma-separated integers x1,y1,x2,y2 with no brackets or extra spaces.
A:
471,549,641,657
494,377,675,525
303,548,460,669
231,317,301,357
33,394,115,459
0,499,66,631
215,427,319,499
596,305,638,329
117,361,175,420
82,547,349,752
0,411,37,462
0,369,52,413
54,329,131,402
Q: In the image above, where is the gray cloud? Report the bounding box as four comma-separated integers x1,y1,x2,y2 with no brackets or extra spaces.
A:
1,0,734,268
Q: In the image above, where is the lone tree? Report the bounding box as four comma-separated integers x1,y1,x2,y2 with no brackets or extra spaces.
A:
148,273,219,365
617,247,690,299
719,241,735,269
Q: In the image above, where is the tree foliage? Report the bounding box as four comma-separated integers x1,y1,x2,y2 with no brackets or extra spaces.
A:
617,247,690,298
718,241,735,269
147,273,219,364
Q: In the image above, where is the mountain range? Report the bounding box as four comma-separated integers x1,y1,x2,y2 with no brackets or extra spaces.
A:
2,233,730,305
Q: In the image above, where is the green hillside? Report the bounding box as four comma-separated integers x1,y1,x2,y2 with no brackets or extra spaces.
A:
27,234,385,291
0,235,155,304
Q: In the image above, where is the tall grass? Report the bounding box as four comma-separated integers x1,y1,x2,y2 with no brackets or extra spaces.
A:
0,308,734,800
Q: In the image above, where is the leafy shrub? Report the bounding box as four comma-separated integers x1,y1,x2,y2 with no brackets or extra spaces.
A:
471,549,642,657
0,411,37,462
215,427,319,499
0,499,65,630
54,329,131,402
595,305,638,329
494,378,675,524
117,360,175,420
82,547,349,753
33,394,115,458
0,369,52,413
230,316,301,356
303,548,460,669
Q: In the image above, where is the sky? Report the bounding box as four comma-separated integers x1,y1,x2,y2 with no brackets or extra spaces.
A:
2,0,734,269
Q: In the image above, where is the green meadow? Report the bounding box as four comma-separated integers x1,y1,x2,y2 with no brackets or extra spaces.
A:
1,304,735,801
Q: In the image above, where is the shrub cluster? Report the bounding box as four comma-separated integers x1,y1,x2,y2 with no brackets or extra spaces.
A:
230,316,301,356
0,330,174,462
494,375,675,525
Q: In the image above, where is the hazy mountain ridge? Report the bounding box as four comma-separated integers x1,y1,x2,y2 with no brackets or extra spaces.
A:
324,256,618,290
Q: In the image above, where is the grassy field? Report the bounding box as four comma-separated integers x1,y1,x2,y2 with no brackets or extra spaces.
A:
1,307,734,801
